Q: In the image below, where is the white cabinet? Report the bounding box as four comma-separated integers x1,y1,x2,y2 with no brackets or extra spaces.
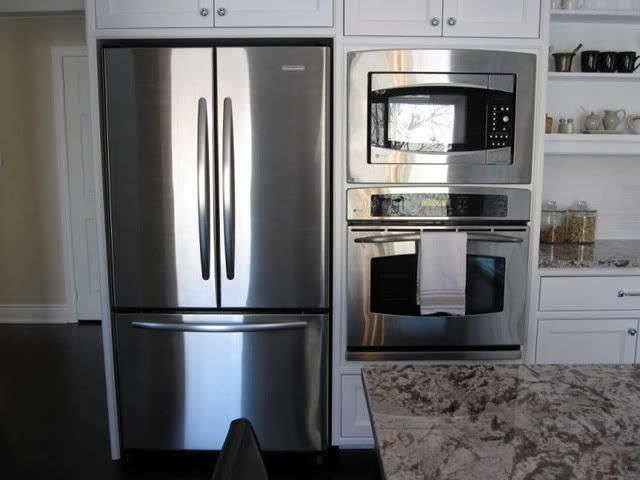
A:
442,0,540,38
340,375,373,438
344,0,540,38
95,0,332,29
344,0,443,36
214,0,333,27
96,0,214,28
539,276,640,312
536,319,638,364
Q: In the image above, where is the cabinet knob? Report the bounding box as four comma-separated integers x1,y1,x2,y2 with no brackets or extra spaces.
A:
430,17,440,26
629,328,638,336
447,17,457,26
217,7,227,16
200,7,209,16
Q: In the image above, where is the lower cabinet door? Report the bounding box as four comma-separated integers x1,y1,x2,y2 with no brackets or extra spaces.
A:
536,319,639,364
341,375,373,438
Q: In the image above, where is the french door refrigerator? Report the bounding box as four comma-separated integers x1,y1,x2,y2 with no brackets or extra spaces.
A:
102,46,330,452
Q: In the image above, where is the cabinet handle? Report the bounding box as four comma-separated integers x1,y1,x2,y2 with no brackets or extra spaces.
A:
447,17,457,26
430,17,440,26
217,7,227,16
617,290,640,298
629,328,638,336
200,7,209,16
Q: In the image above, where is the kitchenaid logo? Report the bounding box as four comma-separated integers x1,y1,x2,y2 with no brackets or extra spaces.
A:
281,64,305,72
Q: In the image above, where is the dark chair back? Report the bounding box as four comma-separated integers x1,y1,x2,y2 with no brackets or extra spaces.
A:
211,418,269,480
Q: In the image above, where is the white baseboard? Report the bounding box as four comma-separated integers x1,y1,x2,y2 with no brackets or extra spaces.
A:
0,304,73,324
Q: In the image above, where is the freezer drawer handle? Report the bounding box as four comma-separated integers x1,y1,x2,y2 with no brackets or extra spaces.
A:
131,321,308,333
222,97,236,280
197,97,211,280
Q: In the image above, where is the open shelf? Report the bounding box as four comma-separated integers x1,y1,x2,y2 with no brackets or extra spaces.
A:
545,133,640,155
550,9,640,23
548,72,640,82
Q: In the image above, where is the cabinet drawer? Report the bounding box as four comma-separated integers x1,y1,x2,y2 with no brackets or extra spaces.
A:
340,375,373,438
539,276,640,311
536,319,638,364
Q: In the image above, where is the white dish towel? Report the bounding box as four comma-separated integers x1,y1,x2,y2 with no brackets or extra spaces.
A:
416,231,467,316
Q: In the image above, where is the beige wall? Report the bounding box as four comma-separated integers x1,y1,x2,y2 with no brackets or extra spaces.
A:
0,16,86,304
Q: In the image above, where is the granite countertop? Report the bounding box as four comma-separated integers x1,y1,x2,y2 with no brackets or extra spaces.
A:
362,364,640,480
539,239,640,269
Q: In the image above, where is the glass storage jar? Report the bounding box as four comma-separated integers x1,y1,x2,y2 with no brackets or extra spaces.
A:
540,201,567,244
567,201,597,244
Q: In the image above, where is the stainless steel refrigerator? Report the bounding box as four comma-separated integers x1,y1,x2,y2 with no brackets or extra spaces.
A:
102,46,330,452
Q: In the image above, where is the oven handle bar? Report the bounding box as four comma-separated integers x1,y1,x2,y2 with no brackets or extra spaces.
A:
354,232,524,244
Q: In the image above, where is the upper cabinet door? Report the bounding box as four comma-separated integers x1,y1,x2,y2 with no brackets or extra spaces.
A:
96,0,214,28
214,0,333,27
442,0,540,38
344,0,443,36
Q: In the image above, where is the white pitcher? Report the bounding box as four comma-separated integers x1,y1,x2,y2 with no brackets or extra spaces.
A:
603,109,626,131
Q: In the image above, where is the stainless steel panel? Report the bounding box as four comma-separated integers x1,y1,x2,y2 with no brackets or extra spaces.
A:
346,187,531,223
370,146,487,166
216,47,330,309
346,225,529,351
370,73,489,92
346,350,522,361
115,313,329,451
347,49,536,184
103,48,216,308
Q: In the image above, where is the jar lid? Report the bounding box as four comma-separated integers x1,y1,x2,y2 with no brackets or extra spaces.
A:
568,200,597,214
542,200,566,214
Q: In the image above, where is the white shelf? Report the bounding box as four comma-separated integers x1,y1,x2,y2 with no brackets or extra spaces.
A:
548,72,640,82
545,134,640,155
550,9,640,23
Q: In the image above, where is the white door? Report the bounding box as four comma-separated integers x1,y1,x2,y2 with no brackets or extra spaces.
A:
340,375,373,439
62,56,101,320
344,0,443,36
442,0,540,38
95,0,214,28
536,319,638,364
214,0,333,27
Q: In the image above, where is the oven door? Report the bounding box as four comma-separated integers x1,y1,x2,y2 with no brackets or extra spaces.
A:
346,226,529,360
369,73,513,166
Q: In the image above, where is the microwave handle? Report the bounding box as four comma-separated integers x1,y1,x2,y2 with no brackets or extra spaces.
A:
354,232,523,244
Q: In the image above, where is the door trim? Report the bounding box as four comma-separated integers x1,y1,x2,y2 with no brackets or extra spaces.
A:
51,45,89,323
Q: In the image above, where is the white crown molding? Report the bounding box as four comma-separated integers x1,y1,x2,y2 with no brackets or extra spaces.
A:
0,304,72,324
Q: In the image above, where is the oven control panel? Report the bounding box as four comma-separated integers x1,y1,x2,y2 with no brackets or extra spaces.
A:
370,193,508,218
488,104,513,149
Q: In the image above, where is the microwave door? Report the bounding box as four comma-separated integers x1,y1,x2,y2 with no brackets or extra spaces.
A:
369,83,489,166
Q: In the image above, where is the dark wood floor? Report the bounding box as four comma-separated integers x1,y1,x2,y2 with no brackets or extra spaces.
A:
0,324,380,480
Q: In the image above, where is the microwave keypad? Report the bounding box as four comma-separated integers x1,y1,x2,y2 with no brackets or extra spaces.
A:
488,105,513,149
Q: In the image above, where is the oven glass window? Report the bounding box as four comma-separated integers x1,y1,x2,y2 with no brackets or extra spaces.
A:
370,86,487,155
370,254,505,316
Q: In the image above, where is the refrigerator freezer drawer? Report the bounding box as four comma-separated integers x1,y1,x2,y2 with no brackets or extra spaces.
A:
114,313,328,451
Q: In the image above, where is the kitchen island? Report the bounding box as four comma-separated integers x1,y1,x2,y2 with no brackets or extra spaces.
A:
362,364,640,479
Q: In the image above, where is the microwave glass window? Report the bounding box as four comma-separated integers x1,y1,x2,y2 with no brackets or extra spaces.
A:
369,86,489,156
370,254,505,316
387,95,464,152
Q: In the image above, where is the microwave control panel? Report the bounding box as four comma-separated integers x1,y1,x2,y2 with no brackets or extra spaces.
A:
488,104,514,149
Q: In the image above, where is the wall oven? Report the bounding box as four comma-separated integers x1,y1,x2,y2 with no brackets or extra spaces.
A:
348,49,536,184
346,187,530,360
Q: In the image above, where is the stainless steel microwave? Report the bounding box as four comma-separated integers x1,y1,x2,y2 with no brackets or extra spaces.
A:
347,49,537,184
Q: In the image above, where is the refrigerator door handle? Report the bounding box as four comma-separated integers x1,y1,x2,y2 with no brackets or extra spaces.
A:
222,97,236,280
131,320,308,333
197,97,211,280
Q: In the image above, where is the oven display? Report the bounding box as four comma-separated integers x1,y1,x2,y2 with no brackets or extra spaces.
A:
370,193,508,217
